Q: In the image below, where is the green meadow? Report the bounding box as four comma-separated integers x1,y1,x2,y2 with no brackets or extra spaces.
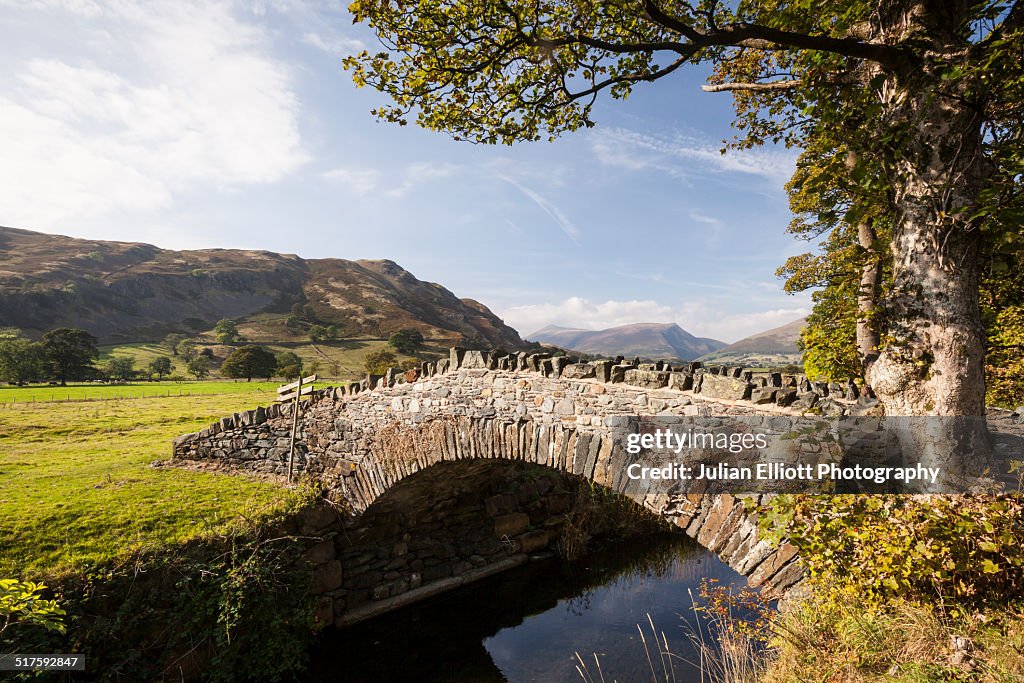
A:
0,380,284,404
0,388,301,579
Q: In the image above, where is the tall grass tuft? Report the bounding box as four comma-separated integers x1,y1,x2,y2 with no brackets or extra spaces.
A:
576,579,772,683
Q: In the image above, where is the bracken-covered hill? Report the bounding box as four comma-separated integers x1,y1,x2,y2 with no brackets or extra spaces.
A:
0,226,525,348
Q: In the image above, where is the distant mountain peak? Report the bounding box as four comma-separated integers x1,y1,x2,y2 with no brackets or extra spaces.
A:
697,317,807,366
528,321,725,360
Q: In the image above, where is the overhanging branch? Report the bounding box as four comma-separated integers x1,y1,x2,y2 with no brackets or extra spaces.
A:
702,80,802,92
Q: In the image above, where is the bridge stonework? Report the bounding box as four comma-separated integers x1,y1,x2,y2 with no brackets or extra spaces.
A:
173,350,816,626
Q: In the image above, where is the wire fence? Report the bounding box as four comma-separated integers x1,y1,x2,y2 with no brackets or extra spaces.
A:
0,383,333,406
0,389,249,406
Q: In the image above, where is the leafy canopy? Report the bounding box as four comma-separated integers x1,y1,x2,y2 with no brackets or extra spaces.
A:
0,336,45,385
344,0,921,145
41,328,98,384
148,356,173,380
275,351,304,379
388,328,425,354
365,349,398,375
221,345,278,381
214,319,242,345
104,356,135,382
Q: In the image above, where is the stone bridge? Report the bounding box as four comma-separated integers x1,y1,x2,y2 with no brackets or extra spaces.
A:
172,349,845,626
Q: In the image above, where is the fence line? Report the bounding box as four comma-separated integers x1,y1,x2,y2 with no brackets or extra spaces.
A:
0,384,326,406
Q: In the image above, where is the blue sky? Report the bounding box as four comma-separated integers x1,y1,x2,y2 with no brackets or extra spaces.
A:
0,0,813,343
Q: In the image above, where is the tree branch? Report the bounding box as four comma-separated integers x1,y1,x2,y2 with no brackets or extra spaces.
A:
563,55,690,103
979,0,1024,46
702,80,802,92
641,1,908,70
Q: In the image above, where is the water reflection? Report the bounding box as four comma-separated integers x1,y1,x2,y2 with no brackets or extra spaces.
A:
306,534,752,682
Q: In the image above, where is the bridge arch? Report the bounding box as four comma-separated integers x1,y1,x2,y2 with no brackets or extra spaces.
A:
173,353,809,624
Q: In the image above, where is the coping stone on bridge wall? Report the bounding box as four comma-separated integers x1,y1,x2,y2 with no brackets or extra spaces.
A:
592,360,612,383
699,373,754,401
609,364,630,383
562,362,596,380
668,371,693,391
624,368,670,390
528,356,552,370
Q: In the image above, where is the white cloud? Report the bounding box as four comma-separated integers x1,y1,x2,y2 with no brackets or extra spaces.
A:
500,296,809,343
0,0,307,229
590,127,797,184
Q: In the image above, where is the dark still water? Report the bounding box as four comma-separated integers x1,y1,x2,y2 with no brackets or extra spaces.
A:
305,534,758,683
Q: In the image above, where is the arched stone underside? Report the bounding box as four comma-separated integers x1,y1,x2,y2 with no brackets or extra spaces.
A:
173,349,812,608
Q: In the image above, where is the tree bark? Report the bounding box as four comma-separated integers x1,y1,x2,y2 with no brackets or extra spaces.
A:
865,46,994,485
857,218,882,377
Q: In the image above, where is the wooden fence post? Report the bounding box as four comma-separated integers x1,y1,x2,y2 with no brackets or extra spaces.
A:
287,375,302,483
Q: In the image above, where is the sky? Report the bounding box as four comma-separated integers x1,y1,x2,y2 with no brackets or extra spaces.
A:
0,0,814,343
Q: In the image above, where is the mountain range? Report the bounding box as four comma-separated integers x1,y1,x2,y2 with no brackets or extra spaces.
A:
529,317,807,366
528,322,726,360
0,226,525,348
697,317,806,366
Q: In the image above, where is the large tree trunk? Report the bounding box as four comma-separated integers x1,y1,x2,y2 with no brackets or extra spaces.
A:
865,57,993,486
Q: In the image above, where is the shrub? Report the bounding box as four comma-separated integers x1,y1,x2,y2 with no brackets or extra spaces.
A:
275,352,303,379
757,493,1024,608
365,350,397,375
388,329,424,354
214,319,242,344
0,579,65,637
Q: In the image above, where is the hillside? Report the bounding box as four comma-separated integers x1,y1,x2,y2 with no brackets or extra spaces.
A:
528,322,725,360
0,226,525,348
698,317,806,366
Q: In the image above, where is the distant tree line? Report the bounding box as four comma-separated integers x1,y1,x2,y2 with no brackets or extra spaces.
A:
0,322,321,385
0,328,99,386
3,320,445,385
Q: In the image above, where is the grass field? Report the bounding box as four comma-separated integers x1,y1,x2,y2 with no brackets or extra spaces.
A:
0,380,286,404
0,388,302,579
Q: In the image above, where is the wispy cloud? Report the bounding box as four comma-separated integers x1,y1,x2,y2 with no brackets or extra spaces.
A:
385,161,461,198
321,161,462,198
590,127,797,184
498,175,580,243
0,0,307,228
301,31,364,55
321,167,381,195
688,210,723,227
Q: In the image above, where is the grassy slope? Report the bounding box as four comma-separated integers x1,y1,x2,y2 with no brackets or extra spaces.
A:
0,389,302,579
765,597,1024,681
